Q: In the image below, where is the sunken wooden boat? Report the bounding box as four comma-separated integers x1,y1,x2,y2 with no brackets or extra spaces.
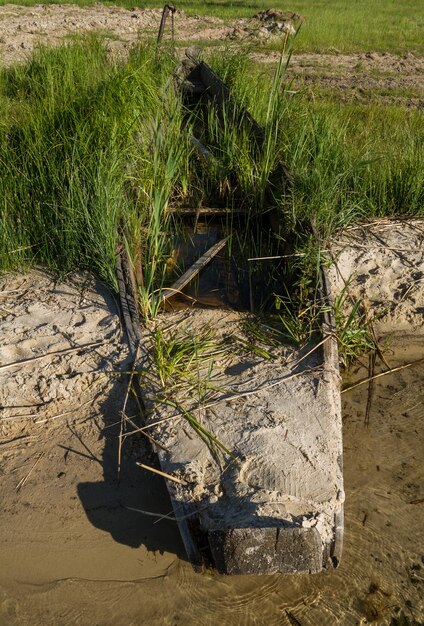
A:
118,53,344,575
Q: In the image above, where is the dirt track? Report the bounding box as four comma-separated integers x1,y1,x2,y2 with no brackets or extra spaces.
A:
1,4,423,108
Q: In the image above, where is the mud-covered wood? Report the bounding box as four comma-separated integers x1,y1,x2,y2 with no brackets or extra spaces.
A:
117,246,204,569
168,206,245,216
209,527,323,575
126,54,344,577
116,249,138,354
318,261,344,567
161,237,228,301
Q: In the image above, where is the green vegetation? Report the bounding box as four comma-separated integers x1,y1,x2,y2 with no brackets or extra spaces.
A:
0,36,422,359
146,324,239,461
0,38,179,287
1,0,422,55
150,325,220,388
333,287,378,367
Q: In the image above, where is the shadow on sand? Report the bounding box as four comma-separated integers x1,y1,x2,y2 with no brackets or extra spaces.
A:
76,288,187,560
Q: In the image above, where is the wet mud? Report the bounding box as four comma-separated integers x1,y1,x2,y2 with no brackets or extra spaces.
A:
1,232,423,623
1,334,423,625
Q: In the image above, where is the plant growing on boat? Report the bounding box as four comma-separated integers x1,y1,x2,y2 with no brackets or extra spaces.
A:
273,293,323,346
333,285,377,367
230,332,276,360
236,317,284,359
147,325,237,463
160,398,238,464
149,325,225,388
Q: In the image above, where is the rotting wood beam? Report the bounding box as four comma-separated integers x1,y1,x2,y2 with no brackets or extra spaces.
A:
161,237,228,302
167,206,245,216
116,244,205,570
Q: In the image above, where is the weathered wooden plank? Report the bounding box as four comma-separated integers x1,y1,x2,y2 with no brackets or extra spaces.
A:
116,249,137,354
161,237,228,301
198,62,264,143
168,206,244,216
209,527,323,575
189,135,215,166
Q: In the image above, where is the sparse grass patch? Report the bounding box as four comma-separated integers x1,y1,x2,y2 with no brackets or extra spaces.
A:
149,324,221,388
333,288,378,367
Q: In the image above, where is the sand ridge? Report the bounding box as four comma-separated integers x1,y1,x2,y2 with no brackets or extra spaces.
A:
327,219,424,336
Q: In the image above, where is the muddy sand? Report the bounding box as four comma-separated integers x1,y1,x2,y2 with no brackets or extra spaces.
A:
0,219,423,623
0,271,184,608
328,219,424,336
0,4,423,108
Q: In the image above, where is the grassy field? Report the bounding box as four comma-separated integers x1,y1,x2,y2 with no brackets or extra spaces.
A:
0,37,422,323
171,0,424,55
1,0,423,55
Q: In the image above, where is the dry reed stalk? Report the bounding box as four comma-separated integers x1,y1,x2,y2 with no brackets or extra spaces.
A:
248,269,254,313
129,413,183,435
367,229,415,268
286,335,332,368
126,504,207,523
337,243,423,253
248,253,305,261
2,413,39,421
128,365,321,438
136,462,188,486
364,350,376,428
125,505,176,520
0,434,33,446
118,341,141,480
210,367,321,404
365,309,391,371
393,277,424,310
120,409,167,450
16,452,45,491
152,505,209,525
35,398,93,424
342,356,424,394
139,429,169,451
0,340,106,372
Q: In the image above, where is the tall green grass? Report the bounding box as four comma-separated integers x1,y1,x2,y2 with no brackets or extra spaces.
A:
206,48,424,235
0,37,183,288
285,101,424,236
0,38,422,316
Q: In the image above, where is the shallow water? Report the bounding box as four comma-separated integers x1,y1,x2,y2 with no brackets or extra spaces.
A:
165,219,285,312
1,338,423,626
